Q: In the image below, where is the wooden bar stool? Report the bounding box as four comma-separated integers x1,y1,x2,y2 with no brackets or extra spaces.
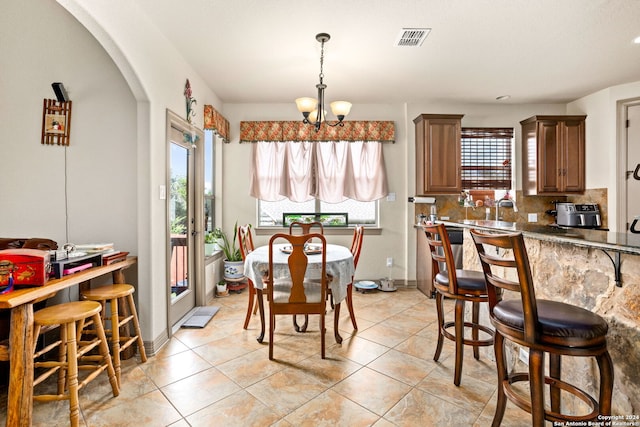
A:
81,284,147,386
471,230,613,427
423,223,494,386
33,300,119,427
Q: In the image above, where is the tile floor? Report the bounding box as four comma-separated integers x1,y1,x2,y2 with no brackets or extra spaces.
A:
0,287,535,426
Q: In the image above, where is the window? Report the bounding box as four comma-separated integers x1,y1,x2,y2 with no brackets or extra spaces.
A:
461,128,513,190
253,140,385,228
203,130,215,233
258,198,377,227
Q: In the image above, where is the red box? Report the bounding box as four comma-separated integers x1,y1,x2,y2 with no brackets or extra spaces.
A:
0,249,50,287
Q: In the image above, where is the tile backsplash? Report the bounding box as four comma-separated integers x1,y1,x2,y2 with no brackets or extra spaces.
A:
415,188,608,227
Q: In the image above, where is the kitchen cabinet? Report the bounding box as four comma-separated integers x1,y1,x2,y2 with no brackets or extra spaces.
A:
414,114,464,194
521,115,586,195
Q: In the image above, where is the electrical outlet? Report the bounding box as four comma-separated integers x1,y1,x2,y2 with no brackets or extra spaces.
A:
528,213,538,222
519,347,529,365
386,257,393,267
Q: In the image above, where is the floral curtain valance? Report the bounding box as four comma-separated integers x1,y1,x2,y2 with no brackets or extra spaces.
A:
203,105,230,142
240,121,395,143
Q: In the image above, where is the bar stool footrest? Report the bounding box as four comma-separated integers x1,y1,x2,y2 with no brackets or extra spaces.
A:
504,372,599,422
441,321,495,347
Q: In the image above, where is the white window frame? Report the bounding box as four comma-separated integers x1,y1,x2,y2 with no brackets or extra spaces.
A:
258,198,379,228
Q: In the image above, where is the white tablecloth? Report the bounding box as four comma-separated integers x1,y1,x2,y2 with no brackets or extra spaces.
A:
244,243,355,304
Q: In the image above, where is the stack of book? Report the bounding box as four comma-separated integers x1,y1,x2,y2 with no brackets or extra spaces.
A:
102,251,129,265
75,243,114,252
74,243,128,265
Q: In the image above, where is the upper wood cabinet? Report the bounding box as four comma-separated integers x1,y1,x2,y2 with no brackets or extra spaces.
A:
520,115,586,195
414,114,464,195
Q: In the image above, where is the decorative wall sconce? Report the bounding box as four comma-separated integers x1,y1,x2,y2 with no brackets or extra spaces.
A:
42,82,72,146
184,79,197,124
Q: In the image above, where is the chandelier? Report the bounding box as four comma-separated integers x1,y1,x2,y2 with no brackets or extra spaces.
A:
295,33,352,132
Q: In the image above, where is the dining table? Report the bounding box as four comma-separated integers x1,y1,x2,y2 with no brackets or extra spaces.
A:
243,243,355,344
0,256,137,427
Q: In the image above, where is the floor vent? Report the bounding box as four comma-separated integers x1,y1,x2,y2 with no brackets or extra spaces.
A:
394,28,431,47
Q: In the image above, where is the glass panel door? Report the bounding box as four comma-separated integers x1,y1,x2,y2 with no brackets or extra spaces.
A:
169,136,195,326
628,104,640,230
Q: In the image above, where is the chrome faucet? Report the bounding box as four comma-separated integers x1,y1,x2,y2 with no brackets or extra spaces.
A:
495,197,518,221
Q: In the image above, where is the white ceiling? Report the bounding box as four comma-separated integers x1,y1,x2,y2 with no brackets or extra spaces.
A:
135,0,640,105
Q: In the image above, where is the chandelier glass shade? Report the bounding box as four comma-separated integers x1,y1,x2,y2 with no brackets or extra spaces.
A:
295,33,352,132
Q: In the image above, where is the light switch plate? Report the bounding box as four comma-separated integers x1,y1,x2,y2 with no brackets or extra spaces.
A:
528,213,537,222
387,192,396,201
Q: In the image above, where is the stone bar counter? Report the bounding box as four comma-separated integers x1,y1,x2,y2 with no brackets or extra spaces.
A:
438,219,640,416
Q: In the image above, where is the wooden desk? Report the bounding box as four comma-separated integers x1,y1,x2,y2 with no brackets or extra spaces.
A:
0,256,137,427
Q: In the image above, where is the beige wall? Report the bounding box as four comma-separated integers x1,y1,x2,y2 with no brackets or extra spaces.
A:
0,0,137,294
568,81,640,230
57,0,222,348
2,0,639,352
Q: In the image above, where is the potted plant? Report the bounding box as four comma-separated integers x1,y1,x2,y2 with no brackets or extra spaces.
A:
216,280,228,295
212,222,244,280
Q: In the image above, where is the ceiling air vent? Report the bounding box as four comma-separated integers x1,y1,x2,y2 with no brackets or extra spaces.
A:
394,28,431,47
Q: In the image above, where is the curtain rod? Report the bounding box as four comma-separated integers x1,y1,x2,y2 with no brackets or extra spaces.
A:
238,140,395,144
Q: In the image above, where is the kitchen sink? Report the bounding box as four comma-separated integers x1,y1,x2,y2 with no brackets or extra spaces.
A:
461,220,517,230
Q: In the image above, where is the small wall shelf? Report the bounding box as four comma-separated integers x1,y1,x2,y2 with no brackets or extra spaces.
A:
41,99,72,146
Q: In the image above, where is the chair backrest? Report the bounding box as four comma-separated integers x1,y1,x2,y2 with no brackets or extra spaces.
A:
267,233,327,311
350,225,364,269
288,221,324,235
237,224,255,261
422,223,459,294
469,229,538,343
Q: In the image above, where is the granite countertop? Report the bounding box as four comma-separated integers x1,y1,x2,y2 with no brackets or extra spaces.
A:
423,219,640,256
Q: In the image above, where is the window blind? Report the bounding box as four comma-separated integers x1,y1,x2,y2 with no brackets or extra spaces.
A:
461,127,513,190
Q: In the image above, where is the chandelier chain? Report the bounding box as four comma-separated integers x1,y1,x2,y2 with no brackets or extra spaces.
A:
319,39,325,83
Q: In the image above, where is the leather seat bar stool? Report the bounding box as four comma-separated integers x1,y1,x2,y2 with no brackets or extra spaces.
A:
33,300,119,427
423,223,494,386
470,229,613,427
81,284,147,387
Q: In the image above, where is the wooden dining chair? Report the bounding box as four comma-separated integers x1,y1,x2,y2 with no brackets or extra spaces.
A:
288,221,324,235
337,225,363,329
470,229,613,426
238,224,260,329
288,220,325,331
265,232,328,359
423,223,494,386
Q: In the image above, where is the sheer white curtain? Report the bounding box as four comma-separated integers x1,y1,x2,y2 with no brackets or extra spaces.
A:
250,141,388,203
